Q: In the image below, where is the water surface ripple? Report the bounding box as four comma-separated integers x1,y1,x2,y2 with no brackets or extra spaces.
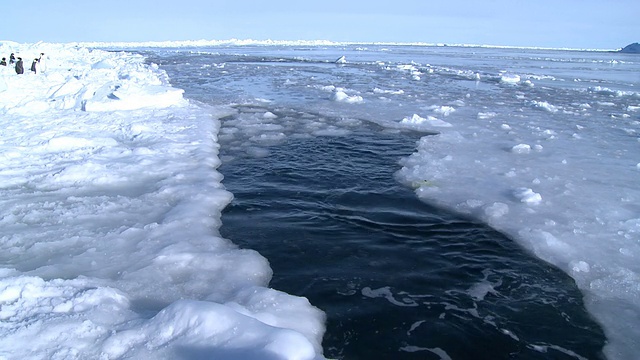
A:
218,126,604,360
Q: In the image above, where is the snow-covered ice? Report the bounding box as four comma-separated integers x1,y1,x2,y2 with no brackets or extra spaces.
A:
0,41,325,360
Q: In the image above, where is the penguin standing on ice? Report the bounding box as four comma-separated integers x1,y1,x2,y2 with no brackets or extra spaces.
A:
15,57,24,74
38,53,47,72
31,58,38,73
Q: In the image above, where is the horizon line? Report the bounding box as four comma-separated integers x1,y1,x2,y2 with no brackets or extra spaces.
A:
0,38,622,52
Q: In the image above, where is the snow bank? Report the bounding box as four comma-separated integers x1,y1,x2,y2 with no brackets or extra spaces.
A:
0,41,325,360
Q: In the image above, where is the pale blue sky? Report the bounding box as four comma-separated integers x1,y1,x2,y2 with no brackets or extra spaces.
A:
2,0,638,49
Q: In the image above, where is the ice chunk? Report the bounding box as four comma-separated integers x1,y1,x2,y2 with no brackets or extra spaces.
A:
513,188,542,205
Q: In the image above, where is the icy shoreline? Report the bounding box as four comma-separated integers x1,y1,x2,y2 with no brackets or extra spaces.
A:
0,41,325,360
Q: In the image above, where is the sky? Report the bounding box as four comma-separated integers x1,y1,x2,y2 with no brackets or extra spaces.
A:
1,0,638,49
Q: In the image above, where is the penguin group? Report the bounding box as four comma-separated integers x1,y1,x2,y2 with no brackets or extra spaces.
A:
1,52,47,74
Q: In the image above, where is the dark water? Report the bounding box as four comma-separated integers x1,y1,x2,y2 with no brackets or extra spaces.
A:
140,48,607,359
217,111,604,360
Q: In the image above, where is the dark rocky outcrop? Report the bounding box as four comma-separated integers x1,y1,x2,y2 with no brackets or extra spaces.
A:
619,43,640,53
